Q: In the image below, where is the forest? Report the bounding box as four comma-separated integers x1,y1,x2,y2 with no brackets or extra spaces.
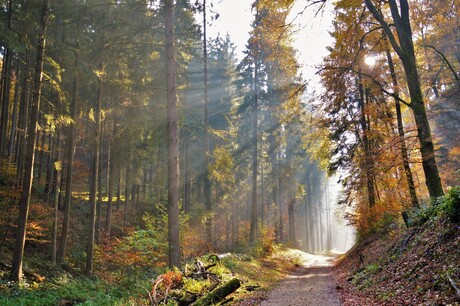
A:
0,0,458,305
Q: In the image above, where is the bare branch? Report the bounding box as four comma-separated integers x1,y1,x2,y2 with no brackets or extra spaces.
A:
364,0,403,57
423,44,460,83
321,65,411,107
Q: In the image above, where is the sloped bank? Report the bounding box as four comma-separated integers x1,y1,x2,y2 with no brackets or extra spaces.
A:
334,188,460,305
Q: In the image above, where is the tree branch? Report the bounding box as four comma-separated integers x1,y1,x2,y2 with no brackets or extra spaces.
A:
364,0,403,57
322,65,411,107
423,44,460,83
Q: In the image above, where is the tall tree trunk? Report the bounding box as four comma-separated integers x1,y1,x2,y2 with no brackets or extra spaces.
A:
116,166,122,210
325,180,332,251
0,49,13,157
202,0,212,245
123,164,130,228
15,48,30,185
318,174,324,251
286,150,295,246
142,164,147,200
365,0,444,198
277,174,283,243
38,130,47,183
106,137,114,240
304,171,311,252
0,0,13,157
8,63,20,158
51,131,61,265
358,71,376,208
270,135,280,241
260,162,264,226
86,63,102,277
96,125,104,243
385,43,419,208
57,52,78,263
10,0,50,282
249,56,259,244
288,198,296,246
165,0,181,269
184,132,191,214
44,134,54,202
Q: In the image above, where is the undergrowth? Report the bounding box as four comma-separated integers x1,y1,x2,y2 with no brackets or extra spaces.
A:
409,186,460,226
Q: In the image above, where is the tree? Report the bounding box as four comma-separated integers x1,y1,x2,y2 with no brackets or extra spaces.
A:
0,0,13,157
165,0,181,269
86,62,103,277
10,0,50,282
57,49,79,263
320,0,414,233
364,0,444,198
384,40,419,208
202,0,212,245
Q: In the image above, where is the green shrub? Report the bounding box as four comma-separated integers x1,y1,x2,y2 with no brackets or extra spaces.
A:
0,277,133,306
442,187,460,223
409,186,460,225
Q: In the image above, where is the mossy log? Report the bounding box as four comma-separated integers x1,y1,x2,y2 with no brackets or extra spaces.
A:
192,278,240,306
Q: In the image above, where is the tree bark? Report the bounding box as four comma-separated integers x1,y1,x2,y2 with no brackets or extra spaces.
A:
358,71,376,208
0,49,12,154
304,171,311,252
202,0,213,245
51,131,61,265
123,164,130,228
57,52,78,263
86,63,103,277
116,166,122,210
8,63,20,158
270,135,281,242
286,151,296,246
165,0,181,269
96,124,104,244
250,51,259,245
10,0,50,282
0,0,13,157
106,136,114,240
15,48,31,188
44,134,54,202
184,131,191,214
288,198,296,246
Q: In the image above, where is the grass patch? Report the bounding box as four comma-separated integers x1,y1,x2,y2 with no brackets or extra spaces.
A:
219,248,302,304
0,276,133,306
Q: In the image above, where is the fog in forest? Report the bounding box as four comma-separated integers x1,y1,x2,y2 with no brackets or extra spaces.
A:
297,173,355,254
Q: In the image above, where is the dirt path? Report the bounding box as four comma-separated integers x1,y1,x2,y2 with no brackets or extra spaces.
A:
260,252,341,306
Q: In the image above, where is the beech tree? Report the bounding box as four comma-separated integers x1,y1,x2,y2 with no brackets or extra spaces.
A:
364,0,444,199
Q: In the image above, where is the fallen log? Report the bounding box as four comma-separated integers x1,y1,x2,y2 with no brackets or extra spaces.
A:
192,278,240,306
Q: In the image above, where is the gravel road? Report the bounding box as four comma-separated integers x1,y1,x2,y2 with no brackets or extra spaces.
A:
260,252,341,306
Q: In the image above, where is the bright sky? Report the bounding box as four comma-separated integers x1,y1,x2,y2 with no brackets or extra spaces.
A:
206,0,335,88
205,0,253,57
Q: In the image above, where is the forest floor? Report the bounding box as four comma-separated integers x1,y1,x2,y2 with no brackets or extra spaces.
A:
333,216,460,305
259,252,341,306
